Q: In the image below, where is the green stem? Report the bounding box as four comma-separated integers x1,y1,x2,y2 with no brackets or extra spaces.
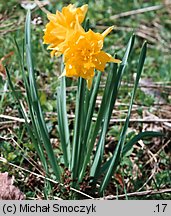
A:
71,78,86,184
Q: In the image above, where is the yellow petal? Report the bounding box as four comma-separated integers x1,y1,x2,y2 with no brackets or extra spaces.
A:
107,53,122,64
102,26,114,38
50,50,56,58
81,4,88,15
80,4,88,22
47,13,57,22
93,51,111,71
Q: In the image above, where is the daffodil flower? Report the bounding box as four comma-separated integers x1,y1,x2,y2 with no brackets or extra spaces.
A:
43,4,121,89
61,26,121,89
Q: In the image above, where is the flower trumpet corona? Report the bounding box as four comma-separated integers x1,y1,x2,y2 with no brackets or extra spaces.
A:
43,4,88,57
61,26,121,89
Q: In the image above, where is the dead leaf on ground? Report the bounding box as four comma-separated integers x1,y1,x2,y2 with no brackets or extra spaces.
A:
0,52,14,80
0,172,25,200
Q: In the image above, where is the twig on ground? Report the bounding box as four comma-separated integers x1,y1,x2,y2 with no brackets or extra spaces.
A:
145,140,171,166
110,4,170,19
0,82,170,94
0,114,27,123
137,140,158,191
1,113,171,124
97,188,171,199
34,0,50,14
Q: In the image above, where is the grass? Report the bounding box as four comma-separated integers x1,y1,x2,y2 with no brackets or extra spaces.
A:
0,0,171,199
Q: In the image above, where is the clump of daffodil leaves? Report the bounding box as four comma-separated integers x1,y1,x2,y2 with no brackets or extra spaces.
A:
6,2,160,200
42,4,152,198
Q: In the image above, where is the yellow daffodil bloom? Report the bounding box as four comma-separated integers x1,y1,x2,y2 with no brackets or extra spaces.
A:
61,26,121,89
43,4,88,57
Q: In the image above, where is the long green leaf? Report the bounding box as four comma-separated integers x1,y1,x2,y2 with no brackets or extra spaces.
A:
122,131,163,156
90,63,118,180
99,41,147,195
90,38,136,183
25,10,61,181
78,72,101,181
79,65,118,181
9,37,49,172
6,66,48,170
71,78,86,184
56,76,70,168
